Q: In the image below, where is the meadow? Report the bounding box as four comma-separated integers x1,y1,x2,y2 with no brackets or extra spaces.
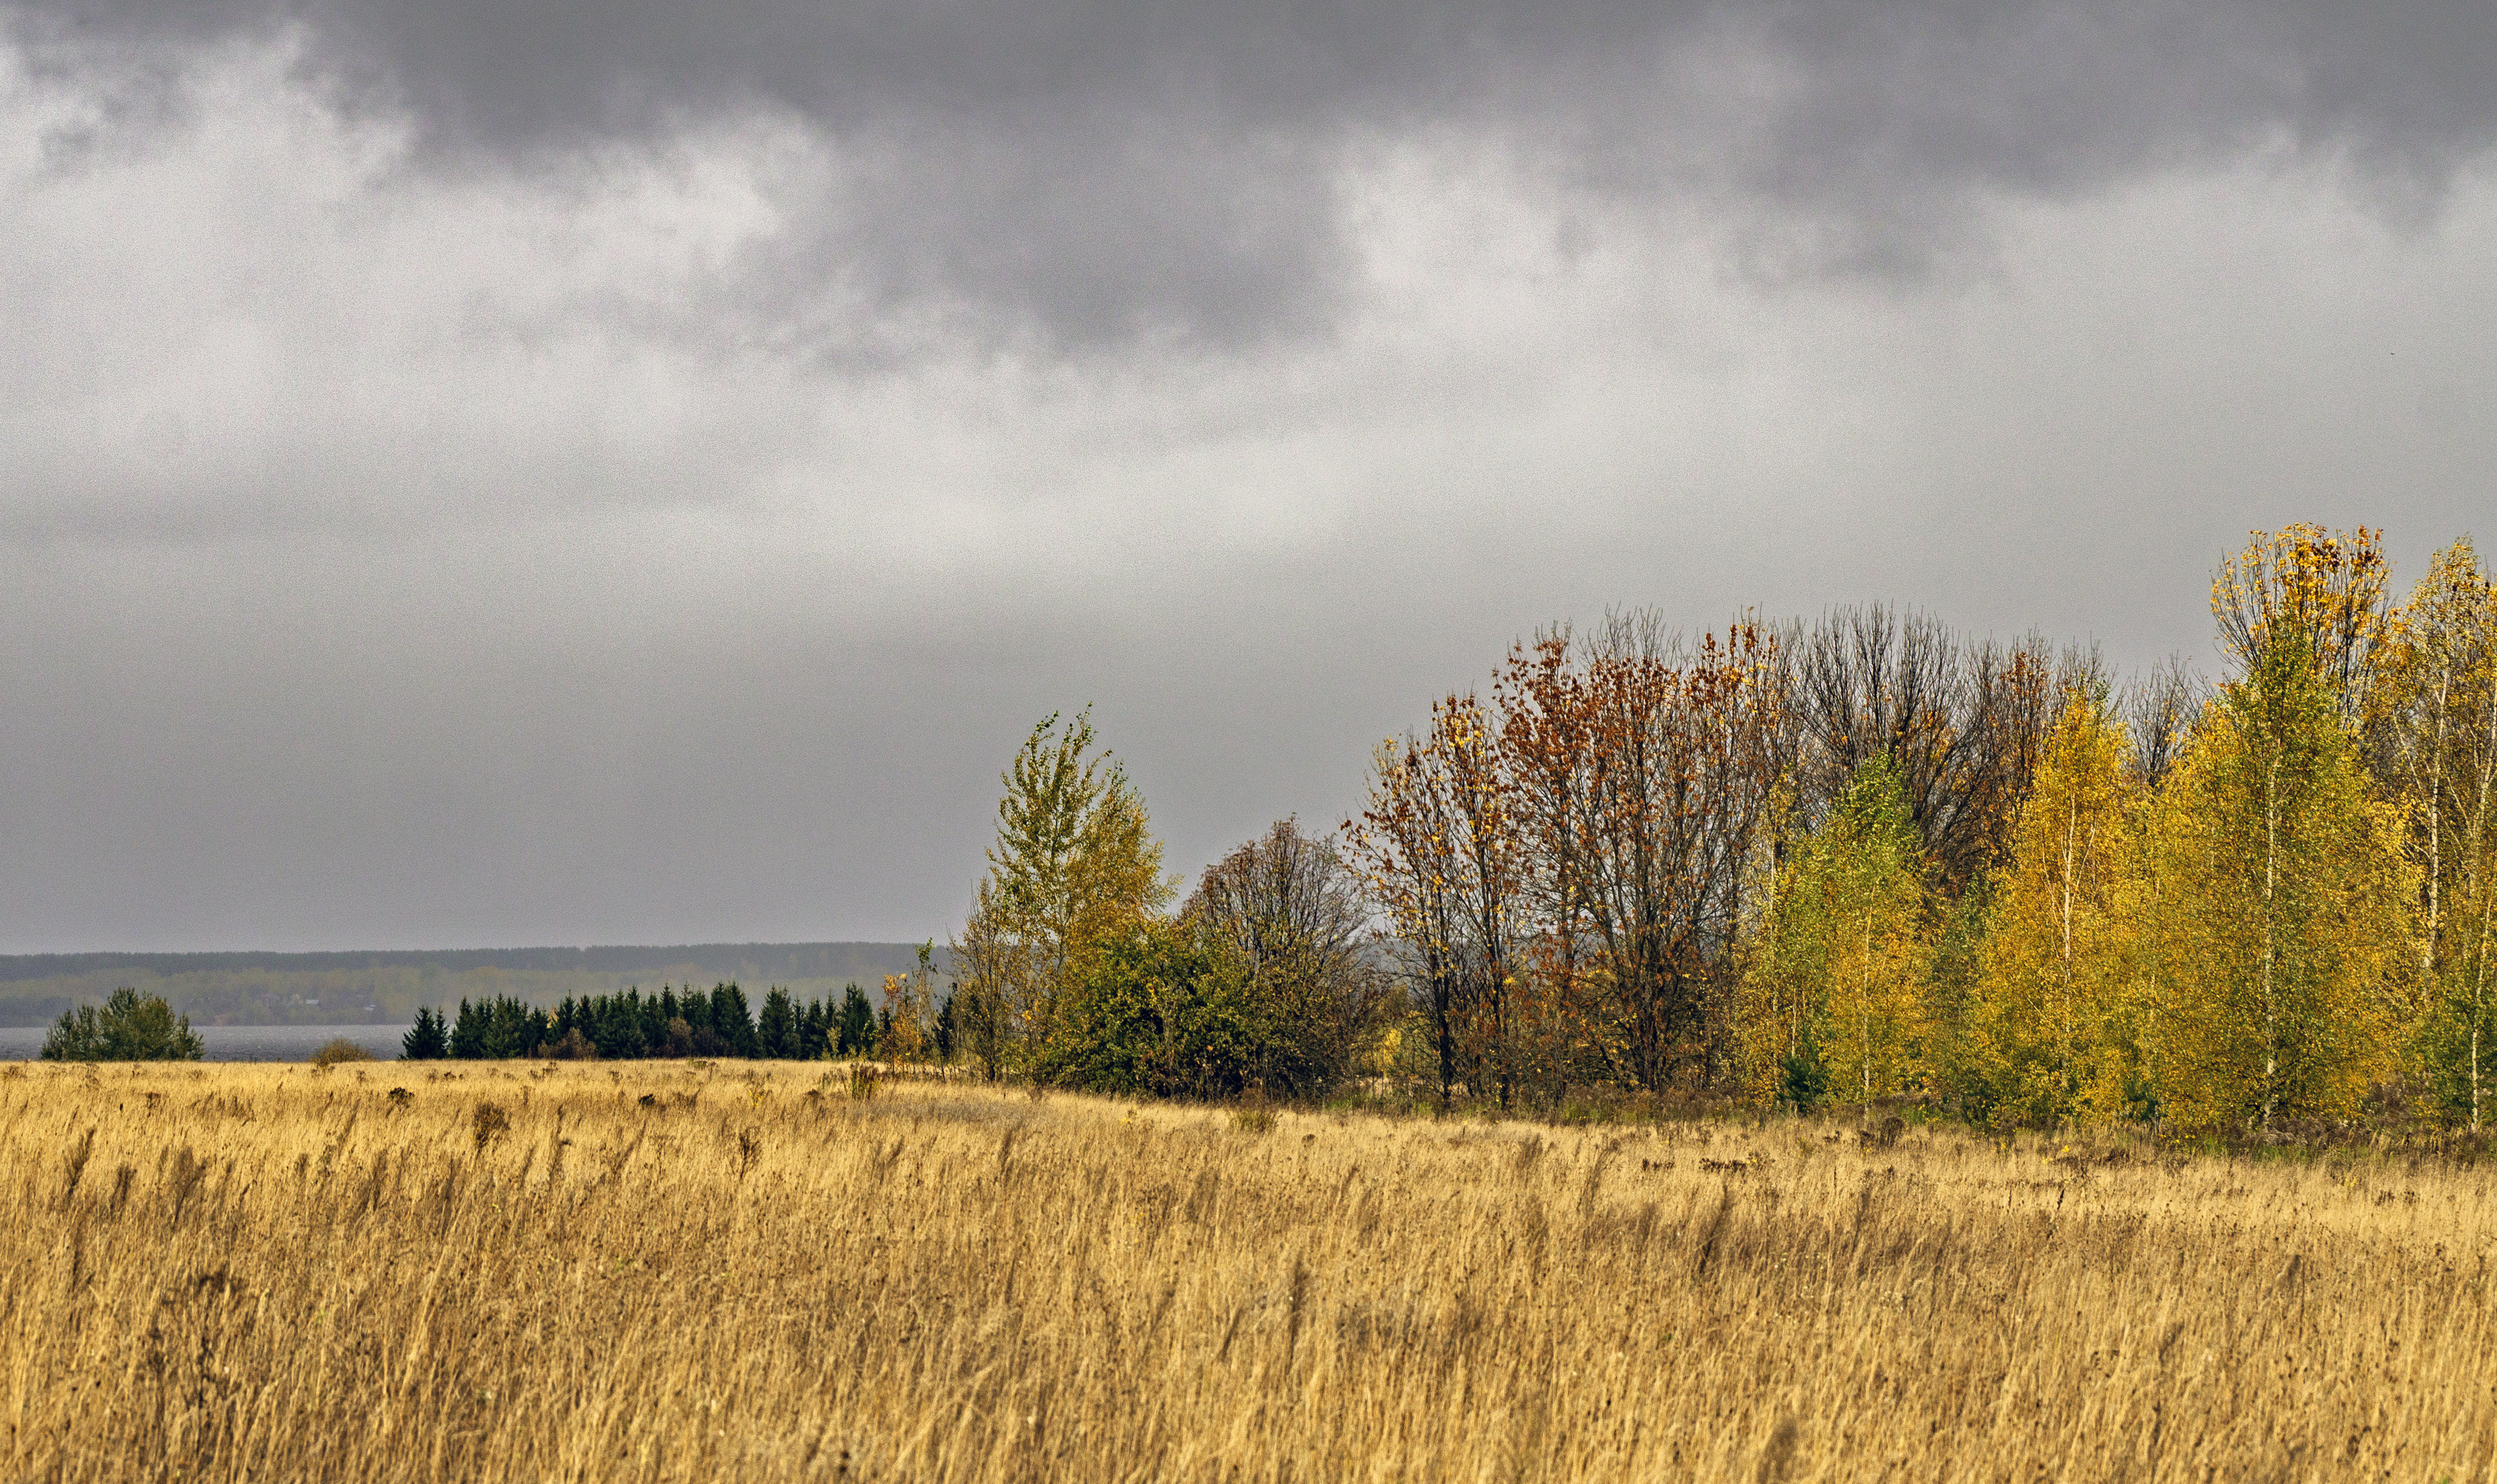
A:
3,1060,2492,1482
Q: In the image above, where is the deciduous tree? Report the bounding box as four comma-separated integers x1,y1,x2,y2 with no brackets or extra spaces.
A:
1736,757,1931,1107
1964,688,2143,1125
2380,539,2497,1124
2142,577,2415,1131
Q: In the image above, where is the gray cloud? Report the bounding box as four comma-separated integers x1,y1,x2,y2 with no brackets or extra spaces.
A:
1,2,2493,952
14,0,2497,344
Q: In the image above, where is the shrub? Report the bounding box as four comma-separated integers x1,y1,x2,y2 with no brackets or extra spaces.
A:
1035,918,1288,1099
310,1037,376,1069
39,989,204,1062
472,1102,512,1152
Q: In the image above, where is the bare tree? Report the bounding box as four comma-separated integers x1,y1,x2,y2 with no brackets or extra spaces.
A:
2124,655,2206,790
1187,820,1395,1097
1559,613,1784,1089
1782,606,2087,893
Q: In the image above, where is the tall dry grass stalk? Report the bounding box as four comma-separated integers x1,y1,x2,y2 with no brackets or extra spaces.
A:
2,1059,2491,1480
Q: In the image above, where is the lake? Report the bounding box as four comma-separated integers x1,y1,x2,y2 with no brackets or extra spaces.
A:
0,1022,410,1062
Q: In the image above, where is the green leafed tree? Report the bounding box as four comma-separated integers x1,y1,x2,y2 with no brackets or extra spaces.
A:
953,710,1171,1076
41,987,205,1062
2378,539,2497,1126
1735,756,1933,1109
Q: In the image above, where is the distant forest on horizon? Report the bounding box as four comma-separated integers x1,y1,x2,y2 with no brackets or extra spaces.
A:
0,941,947,1027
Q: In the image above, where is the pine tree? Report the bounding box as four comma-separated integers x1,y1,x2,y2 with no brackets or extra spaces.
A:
671,986,717,1054
448,999,487,1059
758,987,796,1059
41,988,205,1062
837,985,877,1056
708,984,757,1058
400,1006,449,1061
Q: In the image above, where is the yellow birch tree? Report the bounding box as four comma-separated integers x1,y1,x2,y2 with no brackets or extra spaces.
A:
2380,539,2497,1124
2140,562,2416,1131
1965,687,2142,1125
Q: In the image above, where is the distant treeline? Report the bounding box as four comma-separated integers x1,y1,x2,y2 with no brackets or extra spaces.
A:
0,942,943,1027
404,982,957,1062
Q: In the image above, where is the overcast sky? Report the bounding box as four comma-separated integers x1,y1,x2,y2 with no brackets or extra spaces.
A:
1,1,2491,952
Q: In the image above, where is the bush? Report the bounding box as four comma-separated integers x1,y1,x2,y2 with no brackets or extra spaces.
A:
1034,919,1286,1099
310,1037,376,1069
40,989,204,1062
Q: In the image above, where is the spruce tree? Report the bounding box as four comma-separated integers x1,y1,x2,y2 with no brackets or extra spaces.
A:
678,987,715,1054
447,1000,488,1059
41,988,205,1062
401,1006,449,1061
710,983,758,1057
758,987,796,1059
837,985,877,1056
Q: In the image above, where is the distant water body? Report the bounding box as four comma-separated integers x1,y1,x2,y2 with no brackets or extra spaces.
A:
0,1023,407,1062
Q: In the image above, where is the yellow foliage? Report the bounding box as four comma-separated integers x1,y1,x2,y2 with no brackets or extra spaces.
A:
1966,689,2142,1124
2135,648,2416,1129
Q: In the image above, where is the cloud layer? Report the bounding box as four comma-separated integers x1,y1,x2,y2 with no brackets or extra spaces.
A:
0,1,2491,950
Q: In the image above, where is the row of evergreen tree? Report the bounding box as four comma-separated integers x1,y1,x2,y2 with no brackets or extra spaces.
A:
400,982,958,1062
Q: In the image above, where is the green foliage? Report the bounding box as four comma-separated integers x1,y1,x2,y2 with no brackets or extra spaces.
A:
40,987,204,1062
836,985,878,1056
2419,978,2497,1122
447,997,546,1059
1034,920,1284,1099
1922,872,1999,1119
400,1006,449,1060
419,983,851,1062
706,984,759,1058
2142,635,2415,1129
758,987,798,1059
1776,1017,1831,1113
955,710,1172,1074
1736,755,1933,1107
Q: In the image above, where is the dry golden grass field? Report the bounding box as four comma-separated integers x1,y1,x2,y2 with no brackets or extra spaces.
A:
4,1060,2494,1483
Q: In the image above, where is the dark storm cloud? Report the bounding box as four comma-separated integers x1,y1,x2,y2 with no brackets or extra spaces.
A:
16,0,2497,344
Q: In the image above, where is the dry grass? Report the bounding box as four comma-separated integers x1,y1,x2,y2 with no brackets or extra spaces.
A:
3,1059,2493,1482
